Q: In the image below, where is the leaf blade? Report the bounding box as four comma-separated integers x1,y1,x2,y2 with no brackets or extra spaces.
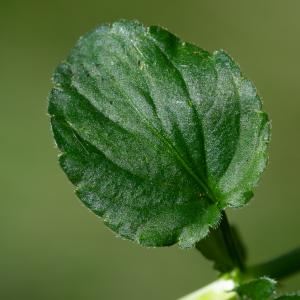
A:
236,277,276,300
49,20,270,247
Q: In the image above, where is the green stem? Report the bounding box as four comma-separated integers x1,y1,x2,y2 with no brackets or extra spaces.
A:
178,276,237,300
196,211,245,273
220,211,245,272
246,247,300,280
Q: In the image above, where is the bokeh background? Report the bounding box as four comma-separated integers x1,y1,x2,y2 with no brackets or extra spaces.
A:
1,0,300,299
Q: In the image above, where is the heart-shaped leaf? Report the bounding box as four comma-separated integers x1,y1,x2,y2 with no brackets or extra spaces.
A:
49,20,270,247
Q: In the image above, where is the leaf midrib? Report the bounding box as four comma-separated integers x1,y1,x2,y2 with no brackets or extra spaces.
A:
75,59,215,202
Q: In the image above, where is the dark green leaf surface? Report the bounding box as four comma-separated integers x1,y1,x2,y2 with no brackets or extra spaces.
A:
236,277,276,300
49,20,270,247
235,277,300,300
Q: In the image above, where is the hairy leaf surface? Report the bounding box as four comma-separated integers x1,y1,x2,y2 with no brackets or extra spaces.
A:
236,277,276,300
236,278,300,300
49,20,270,247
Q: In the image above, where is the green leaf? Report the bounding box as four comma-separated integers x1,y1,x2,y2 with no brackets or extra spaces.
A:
48,20,270,247
179,276,300,300
236,277,276,300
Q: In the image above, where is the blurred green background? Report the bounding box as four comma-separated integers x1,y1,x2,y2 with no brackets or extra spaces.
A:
1,0,300,299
